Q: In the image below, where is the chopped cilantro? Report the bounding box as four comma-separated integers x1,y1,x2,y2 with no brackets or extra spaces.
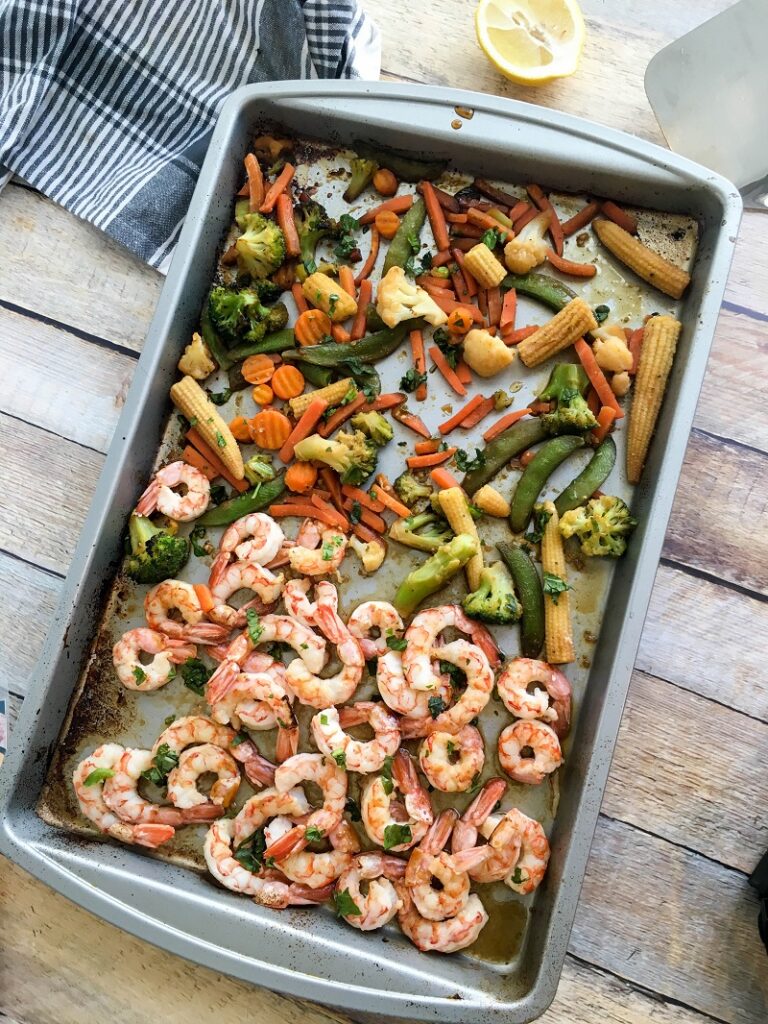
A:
385,635,408,652
215,431,226,448
400,367,428,393
334,888,362,917
140,743,179,787
428,695,447,719
305,826,324,843
344,797,362,822
383,823,412,850
246,608,263,644
542,572,572,604
455,449,485,473
234,828,266,873
524,506,552,545
132,665,147,685
207,388,232,406
180,657,211,696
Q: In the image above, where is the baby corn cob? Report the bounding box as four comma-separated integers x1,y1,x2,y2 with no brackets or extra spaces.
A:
593,219,691,299
170,376,244,479
302,272,358,322
539,501,574,664
288,377,354,418
463,243,507,288
517,298,598,368
438,486,484,590
626,315,682,483
472,484,510,518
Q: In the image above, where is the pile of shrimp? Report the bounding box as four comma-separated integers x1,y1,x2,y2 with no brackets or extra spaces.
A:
76,474,572,955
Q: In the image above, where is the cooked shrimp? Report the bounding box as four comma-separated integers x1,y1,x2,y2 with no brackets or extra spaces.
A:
361,749,433,853
208,560,284,626
263,815,361,889
397,886,488,954
263,753,349,861
403,639,493,735
480,808,550,894
112,628,196,691
296,516,322,548
497,720,563,784
215,615,328,676
403,604,499,691
135,460,210,521
347,601,404,659
166,744,241,809
233,785,311,847
282,579,347,643
496,658,572,738
228,737,277,788
286,628,364,709
72,744,175,848
204,819,333,906
419,725,484,793
153,715,237,758
218,512,285,566
287,525,348,576
102,748,222,826
206,665,298,763
451,778,521,884
311,702,400,773
405,809,490,922
144,580,230,645
334,853,407,930
376,650,453,720
217,651,292,732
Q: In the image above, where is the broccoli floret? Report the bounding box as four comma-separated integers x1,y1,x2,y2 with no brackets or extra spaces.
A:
559,495,637,558
389,511,453,553
393,471,434,507
293,430,377,486
343,157,378,202
394,533,478,618
538,362,599,435
243,453,276,485
351,410,393,447
125,515,190,584
294,199,339,273
463,562,522,624
234,208,286,280
264,301,289,333
208,285,288,347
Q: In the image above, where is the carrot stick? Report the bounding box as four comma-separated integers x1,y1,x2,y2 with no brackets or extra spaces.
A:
354,227,380,285
420,279,457,300
427,292,483,321
291,282,309,314
452,248,479,297
392,408,431,438
417,181,460,213
339,266,356,298
236,181,249,197
512,205,539,233
185,429,248,492
409,329,427,401
270,503,341,527
446,213,469,224
193,583,215,614
421,181,450,251
438,394,484,434
545,248,597,278
508,200,529,222
331,325,352,344
459,396,495,430
429,346,468,396
311,493,349,531
450,235,482,250
414,439,441,455
341,485,386,513
182,445,217,481
430,467,460,490
352,522,383,544
350,279,372,340
244,154,265,212
487,286,502,326
431,249,453,267
628,327,645,375
279,397,328,463
482,407,533,442
407,448,457,469
283,490,330,503
347,503,386,533
450,266,471,304
586,387,601,417
368,482,411,520
591,406,617,444
500,288,517,330
358,195,414,225
259,163,295,214
561,200,601,236
466,207,513,241
477,289,488,320
417,274,453,289
276,193,300,258
503,325,538,345
455,359,472,385
526,184,564,255
319,393,367,437
574,338,624,419
319,468,344,511
360,394,403,414
601,200,638,234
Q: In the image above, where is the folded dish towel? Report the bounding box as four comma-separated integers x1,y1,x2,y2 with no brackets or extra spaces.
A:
0,0,380,269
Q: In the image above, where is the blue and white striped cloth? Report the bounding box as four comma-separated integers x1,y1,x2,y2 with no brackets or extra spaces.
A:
0,0,380,268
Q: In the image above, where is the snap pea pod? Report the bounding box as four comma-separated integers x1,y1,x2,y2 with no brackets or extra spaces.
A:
227,329,295,362
354,142,446,182
509,436,585,533
501,273,577,313
554,436,617,516
283,320,422,366
196,475,285,527
300,363,335,388
497,542,545,659
365,304,386,332
462,418,548,495
382,199,427,275
200,306,233,371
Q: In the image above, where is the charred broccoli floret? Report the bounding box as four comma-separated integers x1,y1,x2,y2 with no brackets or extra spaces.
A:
462,562,522,624
389,511,454,553
294,199,339,273
234,202,286,279
351,410,393,447
343,157,378,202
208,285,288,347
559,495,636,557
538,362,598,436
125,515,190,584
293,430,377,486
394,471,434,507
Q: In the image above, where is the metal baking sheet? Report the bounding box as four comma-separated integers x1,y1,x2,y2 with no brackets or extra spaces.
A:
0,82,741,1022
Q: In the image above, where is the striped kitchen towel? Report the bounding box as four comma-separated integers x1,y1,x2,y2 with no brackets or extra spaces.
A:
0,0,380,269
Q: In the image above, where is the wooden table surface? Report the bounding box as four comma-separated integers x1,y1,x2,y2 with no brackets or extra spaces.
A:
2,1,767,1022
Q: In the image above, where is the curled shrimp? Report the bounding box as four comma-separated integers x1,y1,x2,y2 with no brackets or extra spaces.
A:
206,665,298,763
419,725,485,792
72,744,175,848
405,809,490,922
286,626,364,709
402,640,493,736
403,605,500,692
311,702,400,773
263,753,349,861
153,715,237,758
204,818,333,906
334,853,407,930
282,579,347,643
498,720,563,784
229,737,278,789
346,601,404,659
135,460,210,521
102,748,222,826
496,658,572,738
225,614,328,675
480,808,550,894
213,651,293,732
166,744,241,809
361,748,433,853
287,523,348,576
376,650,453,720
217,512,284,567
451,778,521,883
233,785,311,847
144,580,230,645
264,815,361,889
112,628,196,691
397,885,488,954
208,560,284,627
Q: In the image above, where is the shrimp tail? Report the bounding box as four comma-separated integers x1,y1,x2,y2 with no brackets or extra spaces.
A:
134,479,160,517
263,824,308,862
128,823,176,848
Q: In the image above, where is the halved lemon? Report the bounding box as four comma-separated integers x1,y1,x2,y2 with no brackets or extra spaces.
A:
475,0,585,86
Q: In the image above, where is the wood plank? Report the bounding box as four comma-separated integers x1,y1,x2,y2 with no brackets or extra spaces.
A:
571,817,768,1024
0,305,136,452
0,554,61,690
604,670,768,873
724,212,768,318
0,184,160,351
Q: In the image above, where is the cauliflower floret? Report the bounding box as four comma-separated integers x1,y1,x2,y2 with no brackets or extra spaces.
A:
611,370,631,397
462,328,515,378
349,534,386,573
592,327,633,373
376,266,448,328
177,332,216,380
503,210,550,275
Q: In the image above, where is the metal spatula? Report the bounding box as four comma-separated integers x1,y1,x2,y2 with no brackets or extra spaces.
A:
645,0,768,211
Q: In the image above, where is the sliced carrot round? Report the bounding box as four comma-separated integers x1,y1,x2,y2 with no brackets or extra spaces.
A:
271,364,305,400
252,383,274,406
284,461,318,494
228,415,252,442
241,353,276,385
447,307,473,335
248,409,292,450
374,209,401,239
295,308,332,347
372,168,398,196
